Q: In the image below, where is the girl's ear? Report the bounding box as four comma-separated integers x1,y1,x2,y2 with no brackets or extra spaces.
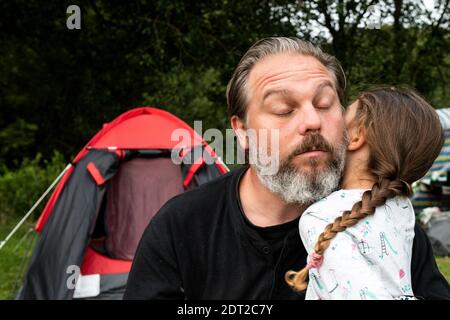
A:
347,124,366,152
231,115,248,150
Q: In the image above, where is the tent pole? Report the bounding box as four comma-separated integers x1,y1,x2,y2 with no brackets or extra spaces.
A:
0,163,72,251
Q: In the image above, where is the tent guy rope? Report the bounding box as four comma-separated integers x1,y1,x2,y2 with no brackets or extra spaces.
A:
0,163,72,251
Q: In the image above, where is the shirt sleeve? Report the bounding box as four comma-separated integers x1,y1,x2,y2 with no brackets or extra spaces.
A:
123,208,184,300
411,223,450,300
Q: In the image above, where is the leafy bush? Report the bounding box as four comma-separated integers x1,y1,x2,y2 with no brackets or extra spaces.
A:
0,151,66,224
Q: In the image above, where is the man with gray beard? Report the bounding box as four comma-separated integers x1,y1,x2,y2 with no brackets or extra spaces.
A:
125,37,450,300
250,131,348,205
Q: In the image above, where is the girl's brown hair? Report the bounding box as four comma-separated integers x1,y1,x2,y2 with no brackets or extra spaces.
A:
285,86,445,291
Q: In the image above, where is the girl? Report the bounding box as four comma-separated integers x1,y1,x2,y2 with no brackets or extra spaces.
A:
285,86,444,299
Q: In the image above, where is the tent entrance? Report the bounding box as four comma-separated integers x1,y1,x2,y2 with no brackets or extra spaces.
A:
90,155,185,262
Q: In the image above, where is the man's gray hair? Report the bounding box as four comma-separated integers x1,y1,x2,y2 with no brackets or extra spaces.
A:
226,37,346,120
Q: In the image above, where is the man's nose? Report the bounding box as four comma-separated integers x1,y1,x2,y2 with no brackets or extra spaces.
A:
297,105,321,135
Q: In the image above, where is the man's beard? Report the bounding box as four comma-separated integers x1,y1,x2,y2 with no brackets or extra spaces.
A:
251,131,348,205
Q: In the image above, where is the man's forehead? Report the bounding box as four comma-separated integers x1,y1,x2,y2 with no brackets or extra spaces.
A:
248,53,334,97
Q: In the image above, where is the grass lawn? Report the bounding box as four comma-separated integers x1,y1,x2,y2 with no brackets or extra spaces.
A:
436,257,450,282
0,221,449,300
0,221,37,299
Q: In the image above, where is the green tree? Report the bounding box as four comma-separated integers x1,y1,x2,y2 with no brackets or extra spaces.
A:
293,0,450,106
0,0,448,170
0,0,299,166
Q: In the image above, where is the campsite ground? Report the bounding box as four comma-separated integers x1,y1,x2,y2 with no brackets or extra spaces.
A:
0,221,36,299
0,222,449,300
437,257,450,282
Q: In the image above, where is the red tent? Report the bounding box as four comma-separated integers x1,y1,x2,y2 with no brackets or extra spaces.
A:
18,107,228,299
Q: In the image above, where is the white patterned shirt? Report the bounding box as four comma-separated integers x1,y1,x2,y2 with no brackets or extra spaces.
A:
299,189,416,300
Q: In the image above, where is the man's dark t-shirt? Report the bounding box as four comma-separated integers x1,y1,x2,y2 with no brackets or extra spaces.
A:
124,166,450,300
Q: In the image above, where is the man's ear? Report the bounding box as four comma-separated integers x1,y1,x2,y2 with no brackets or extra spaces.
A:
347,125,366,152
231,115,248,150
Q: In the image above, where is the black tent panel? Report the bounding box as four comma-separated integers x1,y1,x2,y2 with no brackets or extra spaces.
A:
18,150,120,299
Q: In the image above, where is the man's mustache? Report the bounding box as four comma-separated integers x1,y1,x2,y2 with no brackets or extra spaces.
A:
288,133,334,160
